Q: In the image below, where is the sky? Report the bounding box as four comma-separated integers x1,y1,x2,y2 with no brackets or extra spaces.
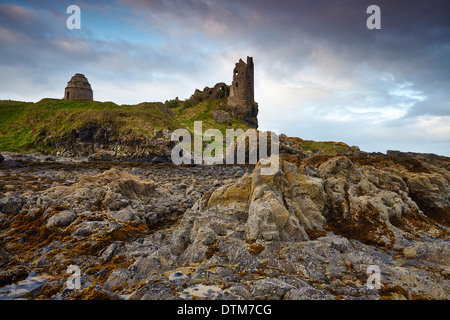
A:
0,0,449,156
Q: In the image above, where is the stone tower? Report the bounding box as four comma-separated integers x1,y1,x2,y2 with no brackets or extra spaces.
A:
227,57,258,128
64,73,93,101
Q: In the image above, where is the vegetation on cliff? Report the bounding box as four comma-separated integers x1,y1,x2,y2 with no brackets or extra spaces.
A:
1,98,357,156
0,98,251,153
0,99,174,152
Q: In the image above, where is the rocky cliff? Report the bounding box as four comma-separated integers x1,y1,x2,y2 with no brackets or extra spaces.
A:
52,122,175,163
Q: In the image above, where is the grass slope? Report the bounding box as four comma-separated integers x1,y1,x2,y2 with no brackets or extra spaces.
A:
0,98,357,155
289,137,358,155
0,98,250,153
0,99,183,152
172,98,250,134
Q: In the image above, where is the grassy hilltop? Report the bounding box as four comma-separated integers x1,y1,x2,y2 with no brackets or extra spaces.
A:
0,98,250,153
0,99,176,152
0,97,355,155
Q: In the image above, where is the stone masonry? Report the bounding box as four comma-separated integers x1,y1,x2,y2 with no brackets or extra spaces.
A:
195,82,229,100
227,57,259,128
64,73,93,101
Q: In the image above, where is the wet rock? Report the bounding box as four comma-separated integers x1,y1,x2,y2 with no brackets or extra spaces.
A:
103,268,132,291
72,221,109,238
107,206,142,223
0,195,25,215
100,243,118,262
46,210,77,228
128,280,177,300
2,159,23,167
250,278,297,300
0,266,29,286
31,255,50,268
131,167,142,175
284,287,335,300
220,283,253,300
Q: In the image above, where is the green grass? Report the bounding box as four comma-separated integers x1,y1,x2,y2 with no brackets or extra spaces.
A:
0,98,250,153
170,98,251,158
0,99,182,152
0,98,357,155
289,137,356,155
173,98,249,136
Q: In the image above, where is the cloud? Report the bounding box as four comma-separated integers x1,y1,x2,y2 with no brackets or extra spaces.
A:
0,2,218,101
118,0,450,111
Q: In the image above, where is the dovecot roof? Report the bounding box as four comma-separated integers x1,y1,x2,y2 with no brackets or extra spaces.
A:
65,73,92,90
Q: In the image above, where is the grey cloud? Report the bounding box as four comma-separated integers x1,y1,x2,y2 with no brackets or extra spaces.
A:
0,1,220,101
120,0,450,106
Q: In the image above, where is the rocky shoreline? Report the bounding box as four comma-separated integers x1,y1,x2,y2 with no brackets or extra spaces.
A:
0,150,448,300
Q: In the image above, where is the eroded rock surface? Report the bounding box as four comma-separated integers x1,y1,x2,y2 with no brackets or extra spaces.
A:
0,152,448,300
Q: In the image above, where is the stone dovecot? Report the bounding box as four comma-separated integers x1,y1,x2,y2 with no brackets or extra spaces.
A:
227,56,259,128
64,73,93,101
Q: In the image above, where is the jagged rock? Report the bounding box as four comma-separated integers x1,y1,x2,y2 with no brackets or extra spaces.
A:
153,129,171,139
220,283,253,300
212,110,231,125
71,221,111,238
187,157,326,245
103,268,132,291
107,206,142,223
51,122,175,162
100,243,118,262
46,210,77,228
128,280,177,300
284,287,336,300
249,278,297,299
0,195,25,215
0,152,448,300
317,156,418,247
2,159,23,167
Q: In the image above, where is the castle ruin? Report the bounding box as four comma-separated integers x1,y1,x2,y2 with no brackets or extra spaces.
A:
194,82,229,101
64,73,93,101
186,57,259,128
227,57,259,128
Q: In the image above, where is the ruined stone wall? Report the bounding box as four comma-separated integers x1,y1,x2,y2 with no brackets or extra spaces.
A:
227,57,258,128
194,82,229,101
